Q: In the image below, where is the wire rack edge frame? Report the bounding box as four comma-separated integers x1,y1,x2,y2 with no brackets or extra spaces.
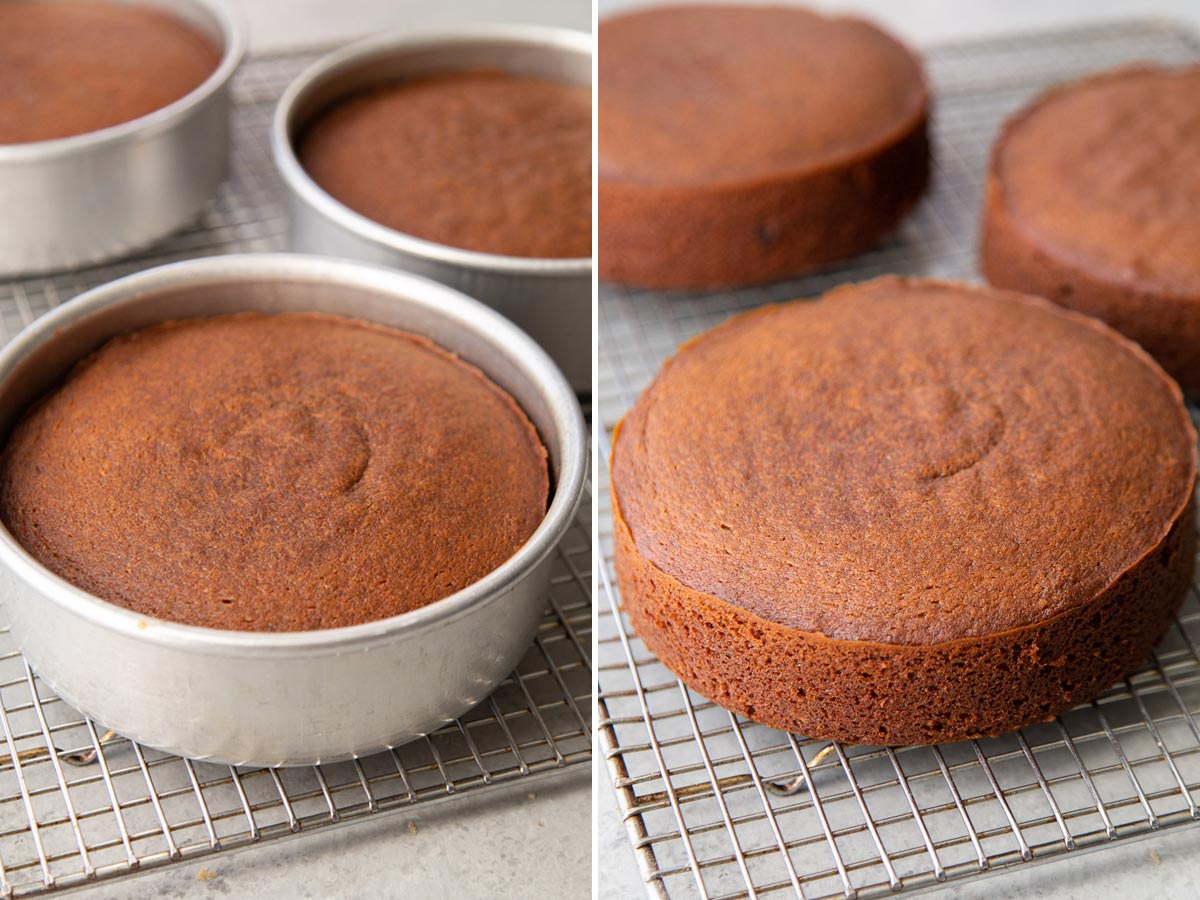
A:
47,767,581,900
0,43,593,898
597,16,1200,900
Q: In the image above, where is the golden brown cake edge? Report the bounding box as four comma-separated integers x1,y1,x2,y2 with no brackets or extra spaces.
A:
981,64,1200,393
609,278,1199,744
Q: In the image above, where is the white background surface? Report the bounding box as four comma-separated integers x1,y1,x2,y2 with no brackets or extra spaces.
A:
595,2,1200,900
239,0,589,51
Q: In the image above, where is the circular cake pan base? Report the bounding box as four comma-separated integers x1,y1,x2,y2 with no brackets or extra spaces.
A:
0,254,588,767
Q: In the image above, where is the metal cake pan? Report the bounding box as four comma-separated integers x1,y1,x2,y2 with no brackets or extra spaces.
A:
0,254,588,767
0,0,245,277
272,25,592,391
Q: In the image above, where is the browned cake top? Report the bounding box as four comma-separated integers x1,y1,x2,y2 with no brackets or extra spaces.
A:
611,277,1196,646
599,4,926,185
0,312,549,632
993,65,1200,296
0,0,220,144
299,70,592,259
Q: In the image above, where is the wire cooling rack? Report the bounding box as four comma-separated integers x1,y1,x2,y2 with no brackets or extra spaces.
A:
0,47,592,896
597,18,1200,900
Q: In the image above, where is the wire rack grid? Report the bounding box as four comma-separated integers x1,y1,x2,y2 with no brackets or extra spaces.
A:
597,19,1200,900
0,47,592,897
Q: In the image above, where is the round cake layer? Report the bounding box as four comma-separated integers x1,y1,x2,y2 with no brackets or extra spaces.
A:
982,65,1200,391
611,277,1197,744
0,0,220,144
300,70,592,259
598,4,929,289
0,312,549,632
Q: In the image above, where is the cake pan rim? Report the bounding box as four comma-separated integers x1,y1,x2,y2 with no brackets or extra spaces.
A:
271,23,592,276
0,0,246,162
0,253,588,657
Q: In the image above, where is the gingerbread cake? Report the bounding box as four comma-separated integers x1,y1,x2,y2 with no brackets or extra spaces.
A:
0,0,220,144
299,70,591,259
982,65,1200,392
0,312,549,632
598,4,929,289
610,277,1197,746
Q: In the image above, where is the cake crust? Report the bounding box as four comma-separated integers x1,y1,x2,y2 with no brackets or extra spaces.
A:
598,4,929,289
611,277,1197,745
0,312,549,633
982,65,1200,392
0,0,219,145
300,71,591,260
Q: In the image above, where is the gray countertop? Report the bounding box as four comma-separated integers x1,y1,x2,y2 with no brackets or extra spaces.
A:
85,769,591,900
